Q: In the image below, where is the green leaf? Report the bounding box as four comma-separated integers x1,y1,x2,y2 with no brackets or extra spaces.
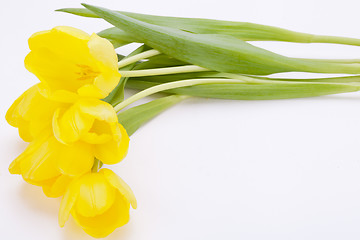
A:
81,4,360,75
125,80,360,100
117,54,126,61
56,8,100,18
58,8,360,46
98,27,137,48
133,55,186,69
117,95,187,136
255,75,360,83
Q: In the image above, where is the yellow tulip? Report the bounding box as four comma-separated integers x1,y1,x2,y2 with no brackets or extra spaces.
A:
53,98,130,164
24,26,121,101
59,169,137,238
5,84,62,142
8,133,93,197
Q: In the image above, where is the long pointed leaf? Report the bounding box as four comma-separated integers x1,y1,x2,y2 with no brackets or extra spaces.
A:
97,27,137,48
81,4,360,75
58,8,360,46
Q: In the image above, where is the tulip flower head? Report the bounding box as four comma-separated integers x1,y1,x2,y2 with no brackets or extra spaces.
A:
5,84,62,142
25,26,121,101
53,98,130,165
59,169,137,238
8,134,92,197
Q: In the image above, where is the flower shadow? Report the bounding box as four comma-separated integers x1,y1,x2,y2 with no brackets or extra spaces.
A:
19,182,60,217
62,217,134,240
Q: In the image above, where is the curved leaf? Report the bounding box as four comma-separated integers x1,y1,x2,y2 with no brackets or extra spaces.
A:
81,4,360,75
58,8,360,45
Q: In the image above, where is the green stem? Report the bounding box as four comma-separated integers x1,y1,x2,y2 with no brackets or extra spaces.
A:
296,58,360,64
114,78,244,112
117,49,161,69
91,159,102,173
223,73,360,85
311,35,360,46
114,74,360,112
119,65,209,77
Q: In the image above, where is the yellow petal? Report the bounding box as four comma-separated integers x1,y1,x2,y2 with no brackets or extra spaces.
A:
88,33,121,97
94,123,130,165
26,27,120,99
22,175,60,187
25,49,80,90
77,99,118,122
59,179,80,227
6,84,61,141
28,26,91,64
72,192,130,238
38,83,80,103
18,136,61,182
81,120,113,144
17,119,33,142
5,85,35,127
6,85,39,142
53,99,117,144
75,173,116,217
55,141,94,177
22,86,60,139
77,84,106,99
76,99,119,144
9,156,22,175
26,27,102,97
28,118,52,141
88,33,118,70
82,132,112,145
101,168,137,209
8,138,47,176
24,48,95,95
93,73,121,99
42,174,73,198
53,106,93,144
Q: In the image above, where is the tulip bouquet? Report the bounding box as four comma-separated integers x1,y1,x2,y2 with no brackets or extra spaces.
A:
7,3,360,238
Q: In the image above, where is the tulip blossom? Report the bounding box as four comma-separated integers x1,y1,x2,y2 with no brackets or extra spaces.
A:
8,134,78,197
59,169,137,238
53,98,129,164
5,84,62,142
25,26,121,101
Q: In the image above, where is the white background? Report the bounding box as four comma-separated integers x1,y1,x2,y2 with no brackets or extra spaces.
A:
2,0,360,239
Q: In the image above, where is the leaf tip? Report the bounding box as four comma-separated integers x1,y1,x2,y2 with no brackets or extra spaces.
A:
55,8,67,13
81,3,91,8
81,3,107,14
81,3,99,13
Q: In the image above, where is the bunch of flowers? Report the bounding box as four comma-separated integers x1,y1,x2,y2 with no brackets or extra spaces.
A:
8,3,360,238
7,26,135,238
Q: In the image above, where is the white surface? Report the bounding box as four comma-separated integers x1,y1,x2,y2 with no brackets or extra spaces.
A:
2,0,360,239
